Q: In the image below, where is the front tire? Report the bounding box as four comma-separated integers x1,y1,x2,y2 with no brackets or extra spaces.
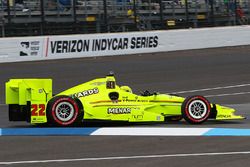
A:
181,96,211,124
46,95,83,126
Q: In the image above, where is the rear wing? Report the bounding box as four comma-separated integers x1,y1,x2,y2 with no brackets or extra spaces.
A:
6,79,52,124
6,79,52,105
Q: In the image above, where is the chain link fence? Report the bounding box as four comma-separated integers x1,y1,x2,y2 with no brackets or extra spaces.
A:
0,0,249,37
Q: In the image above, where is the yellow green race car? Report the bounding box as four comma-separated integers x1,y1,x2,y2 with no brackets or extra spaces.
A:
5,73,244,126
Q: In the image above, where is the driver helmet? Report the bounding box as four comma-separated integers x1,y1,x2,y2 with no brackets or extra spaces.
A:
120,86,133,93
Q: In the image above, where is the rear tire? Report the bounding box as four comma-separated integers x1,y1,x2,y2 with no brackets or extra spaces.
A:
181,95,211,124
46,95,83,126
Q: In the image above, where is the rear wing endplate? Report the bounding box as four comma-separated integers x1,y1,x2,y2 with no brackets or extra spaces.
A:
6,79,52,105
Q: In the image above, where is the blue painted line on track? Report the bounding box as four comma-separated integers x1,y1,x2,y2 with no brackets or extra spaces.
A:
2,128,250,136
203,128,250,136
0,128,98,136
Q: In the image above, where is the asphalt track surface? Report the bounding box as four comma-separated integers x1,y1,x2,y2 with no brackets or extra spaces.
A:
1,45,250,166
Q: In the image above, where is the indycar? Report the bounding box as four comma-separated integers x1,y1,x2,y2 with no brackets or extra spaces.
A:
5,73,244,126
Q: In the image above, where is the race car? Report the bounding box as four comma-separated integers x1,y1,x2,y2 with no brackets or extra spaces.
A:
5,73,245,126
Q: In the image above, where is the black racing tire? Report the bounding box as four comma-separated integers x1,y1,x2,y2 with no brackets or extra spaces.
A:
181,95,211,124
46,95,83,126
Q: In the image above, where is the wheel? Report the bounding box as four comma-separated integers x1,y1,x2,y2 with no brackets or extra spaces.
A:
46,95,83,126
181,95,211,124
165,116,183,122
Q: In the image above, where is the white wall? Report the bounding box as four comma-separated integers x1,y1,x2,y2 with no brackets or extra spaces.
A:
1,26,250,63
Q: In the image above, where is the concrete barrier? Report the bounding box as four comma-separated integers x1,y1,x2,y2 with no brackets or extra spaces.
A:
1,26,250,63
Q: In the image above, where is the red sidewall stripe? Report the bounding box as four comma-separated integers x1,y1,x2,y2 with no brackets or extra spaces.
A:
185,96,211,123
51,98,79,126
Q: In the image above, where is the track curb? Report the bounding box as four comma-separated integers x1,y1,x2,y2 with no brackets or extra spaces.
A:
1,127,250,136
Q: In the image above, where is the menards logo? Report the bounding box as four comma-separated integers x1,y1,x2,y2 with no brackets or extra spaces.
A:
108,108,131,114
72,88,99,98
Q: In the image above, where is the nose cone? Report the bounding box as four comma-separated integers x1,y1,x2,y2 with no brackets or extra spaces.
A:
215,104,245,120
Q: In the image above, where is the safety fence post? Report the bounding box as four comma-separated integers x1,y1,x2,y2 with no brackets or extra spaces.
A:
133,0,137,30
159,0,164,29
184,0,189,27
103,0,108,32
73,0,76,23
209,0,215,26
40,0,45,35
234,0,237,25
6,0,11,23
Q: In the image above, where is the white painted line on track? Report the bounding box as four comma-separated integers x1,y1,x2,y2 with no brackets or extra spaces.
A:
205,92,250,98
169,83,250,94
90,128,211,136
1,151,250,165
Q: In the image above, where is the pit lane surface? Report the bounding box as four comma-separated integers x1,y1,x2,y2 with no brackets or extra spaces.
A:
1,46,250,166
